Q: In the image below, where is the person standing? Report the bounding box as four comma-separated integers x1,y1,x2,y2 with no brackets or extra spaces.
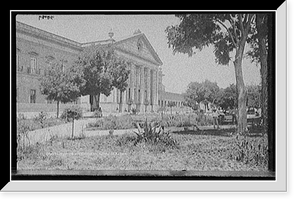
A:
212,108,220,129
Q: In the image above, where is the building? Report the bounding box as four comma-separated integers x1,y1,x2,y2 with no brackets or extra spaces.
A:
158,91,189,114
16,21,167,116
158,91,184,107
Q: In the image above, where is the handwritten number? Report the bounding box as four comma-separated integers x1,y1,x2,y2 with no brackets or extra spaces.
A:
38,15,54,20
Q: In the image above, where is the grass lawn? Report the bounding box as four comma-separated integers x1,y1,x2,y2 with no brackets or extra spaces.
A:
17,128,268,172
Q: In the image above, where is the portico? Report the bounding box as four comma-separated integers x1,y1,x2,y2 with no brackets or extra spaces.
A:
80,30,163,114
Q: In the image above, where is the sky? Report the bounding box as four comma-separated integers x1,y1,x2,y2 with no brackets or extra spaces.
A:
16,14,261,94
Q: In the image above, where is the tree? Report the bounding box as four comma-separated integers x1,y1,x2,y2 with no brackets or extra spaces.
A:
201,79,220,105
184,82,203,110
60,106,82,139
215,84,237,110
109,57,131,112
246,13,269,132
74,47,130,111
166,13,255,134
244,13,275,172
246,85,261,108
40,62,82,118
184,80,219,111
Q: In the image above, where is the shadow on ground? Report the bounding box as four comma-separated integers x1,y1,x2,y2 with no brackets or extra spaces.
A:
172,126,263,137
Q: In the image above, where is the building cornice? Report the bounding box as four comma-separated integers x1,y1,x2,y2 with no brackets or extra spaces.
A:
16,21,163,67
16,21,82,51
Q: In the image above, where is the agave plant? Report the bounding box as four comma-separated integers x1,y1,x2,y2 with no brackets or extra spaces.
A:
133,119,178,149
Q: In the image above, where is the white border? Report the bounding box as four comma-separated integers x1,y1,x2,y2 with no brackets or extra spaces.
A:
4,4,287,192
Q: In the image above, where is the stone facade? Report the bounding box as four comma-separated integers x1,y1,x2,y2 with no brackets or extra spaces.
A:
16,21,164,116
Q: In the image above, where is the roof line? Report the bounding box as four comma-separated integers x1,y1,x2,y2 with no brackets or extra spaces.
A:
16,21,163,65
16,21,82,49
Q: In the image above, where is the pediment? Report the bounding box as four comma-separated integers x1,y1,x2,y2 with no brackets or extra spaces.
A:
113,33,163,66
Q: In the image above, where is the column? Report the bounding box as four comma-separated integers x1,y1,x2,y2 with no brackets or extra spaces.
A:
133,65,137,104
157,68,163,104
140,66,145,112
146,67,151,112
153,69,158,108
129,64,135,104
155,69,159,105
136,66,140,103
150,69,154,111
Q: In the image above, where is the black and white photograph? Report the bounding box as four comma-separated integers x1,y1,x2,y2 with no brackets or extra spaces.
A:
5,6,288,193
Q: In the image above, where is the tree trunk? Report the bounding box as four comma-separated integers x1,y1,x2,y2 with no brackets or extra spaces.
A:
259,38,268,132
233,14,253,134
56,101,60,118
90,94,100,111
234,38,248,134
267,13,275,172
234,56,247,134
95,94,100,110
256,14,268,134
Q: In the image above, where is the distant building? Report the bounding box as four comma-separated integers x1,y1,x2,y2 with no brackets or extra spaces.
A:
158,91,184,108
16,21,166,116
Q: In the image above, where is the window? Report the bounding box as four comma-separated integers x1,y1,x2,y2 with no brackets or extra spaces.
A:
60,59,68,72
17,49,23,72
30,89,36,103
30,57,36,69
29,57,37,74
45,56,55,74
128,88,131,101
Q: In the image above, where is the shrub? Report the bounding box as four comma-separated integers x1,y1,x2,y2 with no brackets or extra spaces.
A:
157,113,197,128
115,115,134,129
93,109,103,118
86,114,134,130
17,118,38,160
17,121,30,147
133,119,179,150
102,115,117,129
33,111,48,128
17,143,47,161
131,108,137,115
61,106,83,139
115,133,137,147
196,113,214,126
43,117,65,128
18,113,26,120
61,106,83,122
229,136,268,168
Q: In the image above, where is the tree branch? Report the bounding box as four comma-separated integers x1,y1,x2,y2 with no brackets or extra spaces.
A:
229,16,240,46
245,14,255,34
238,14,244,32
214,18,238,48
